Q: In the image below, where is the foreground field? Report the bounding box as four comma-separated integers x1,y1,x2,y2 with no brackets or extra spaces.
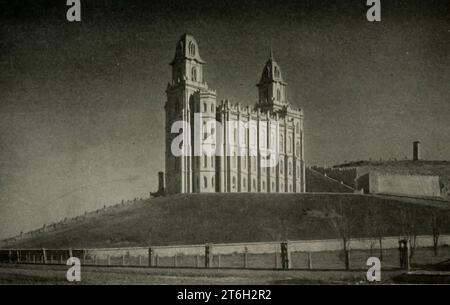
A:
0,263,404,284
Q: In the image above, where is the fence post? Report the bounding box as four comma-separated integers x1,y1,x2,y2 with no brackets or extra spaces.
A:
42,248,47,264
148,248,153,267
280,241,291,269
243,247,248,268
274,247,279,269
205,244,212,268
307,252,313,270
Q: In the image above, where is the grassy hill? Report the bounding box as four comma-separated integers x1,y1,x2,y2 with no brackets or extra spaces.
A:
305,168,354,192
3,193,450,249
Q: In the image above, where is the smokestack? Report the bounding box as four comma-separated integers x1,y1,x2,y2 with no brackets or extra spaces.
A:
413,141,420,161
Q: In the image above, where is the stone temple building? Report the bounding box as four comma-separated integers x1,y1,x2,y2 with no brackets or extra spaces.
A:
164,34,305,194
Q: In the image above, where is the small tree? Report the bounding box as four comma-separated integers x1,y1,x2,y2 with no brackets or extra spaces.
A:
365,202,388,260
400,208,417,260
311,200,356,270
431,210,440,256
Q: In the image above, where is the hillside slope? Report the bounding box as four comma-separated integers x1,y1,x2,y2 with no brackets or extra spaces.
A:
3,193,450,249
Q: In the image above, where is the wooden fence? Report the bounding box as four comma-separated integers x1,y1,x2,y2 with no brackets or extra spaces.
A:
1,235,449,270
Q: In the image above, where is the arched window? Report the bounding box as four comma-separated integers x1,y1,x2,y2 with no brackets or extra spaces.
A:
204,176,207,188
189,42,195,55
243,178,246,189
211,156,214,167
288,136,292,153
289,161,292,176
262,181,266,191
204,155,207,168
277,89,281,101
211,177,215,189
203,102,207,112
279,134,284,152
296,142,300,157
191,67,197,81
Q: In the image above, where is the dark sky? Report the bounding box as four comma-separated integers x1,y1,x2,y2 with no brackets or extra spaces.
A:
0,0,449,239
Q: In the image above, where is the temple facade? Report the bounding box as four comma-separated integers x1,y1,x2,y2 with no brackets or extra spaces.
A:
165,34,305,194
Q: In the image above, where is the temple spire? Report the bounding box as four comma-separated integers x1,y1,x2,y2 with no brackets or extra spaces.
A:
269,47,274,61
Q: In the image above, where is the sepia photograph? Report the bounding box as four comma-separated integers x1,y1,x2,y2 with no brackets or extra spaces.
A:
0,0,449,290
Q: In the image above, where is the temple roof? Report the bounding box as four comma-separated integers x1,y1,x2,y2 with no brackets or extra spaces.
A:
170,33,205,65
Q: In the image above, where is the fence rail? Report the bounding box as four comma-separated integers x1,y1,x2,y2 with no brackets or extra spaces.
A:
1,235,449,271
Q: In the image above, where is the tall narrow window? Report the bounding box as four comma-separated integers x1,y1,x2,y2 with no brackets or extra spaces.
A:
280,134,284,152
232,176,236,190
212,177,215,189
277,89,281,101
288,136,292,153
189,42,196,56
204,155,207,168
191,67,197,81
204,176,207,188
211,104,215,113
289,161,292,176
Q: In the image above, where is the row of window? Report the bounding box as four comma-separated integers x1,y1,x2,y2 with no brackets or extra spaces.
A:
176,156,301,175
196,175,297,192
